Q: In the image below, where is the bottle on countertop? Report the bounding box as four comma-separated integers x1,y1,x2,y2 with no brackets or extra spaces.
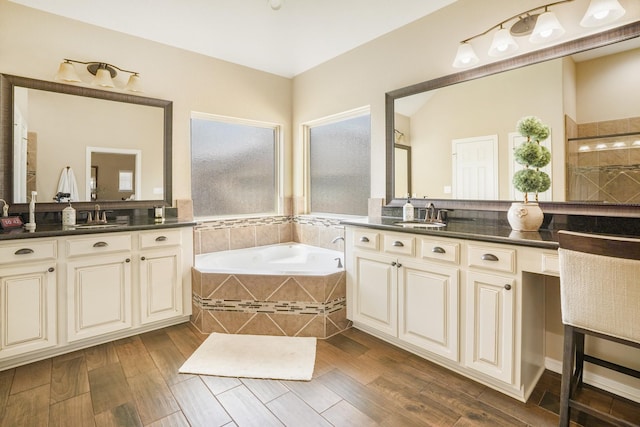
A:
402,198,414,222
62,201,76,226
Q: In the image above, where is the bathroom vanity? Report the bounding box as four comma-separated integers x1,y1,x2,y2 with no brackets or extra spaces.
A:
0,220,194,371
342,217,560,402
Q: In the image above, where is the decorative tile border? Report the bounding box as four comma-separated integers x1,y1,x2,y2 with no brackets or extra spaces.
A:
193,295,346,316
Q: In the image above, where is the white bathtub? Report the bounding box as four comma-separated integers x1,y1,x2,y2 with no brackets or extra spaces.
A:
194,243,344,275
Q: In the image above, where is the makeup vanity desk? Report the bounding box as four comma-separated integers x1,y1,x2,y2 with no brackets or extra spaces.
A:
0,219,195,371
341,216,561,402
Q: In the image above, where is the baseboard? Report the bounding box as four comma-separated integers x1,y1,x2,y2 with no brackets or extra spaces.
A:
545,357,640,403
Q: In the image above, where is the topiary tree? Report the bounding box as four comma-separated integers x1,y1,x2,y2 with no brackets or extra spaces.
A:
512,116,551,203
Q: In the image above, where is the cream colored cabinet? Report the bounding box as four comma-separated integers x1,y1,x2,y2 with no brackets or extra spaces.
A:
0,226,193,371
399,258,459,361
0,240,58,358
464,243,517,384
464,271,515,383
348,229,460,361
138,230,183,324
66,234,133,342
346,225,546,402
351,250,398,336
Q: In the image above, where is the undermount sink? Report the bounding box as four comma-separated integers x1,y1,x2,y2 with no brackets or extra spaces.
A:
72,223,121,229
394,221,446,229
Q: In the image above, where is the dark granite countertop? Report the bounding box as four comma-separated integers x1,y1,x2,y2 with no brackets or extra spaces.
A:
0,217,196,241
341,217,560,250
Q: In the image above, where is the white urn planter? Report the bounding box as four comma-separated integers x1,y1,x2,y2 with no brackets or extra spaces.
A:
507,202,544,232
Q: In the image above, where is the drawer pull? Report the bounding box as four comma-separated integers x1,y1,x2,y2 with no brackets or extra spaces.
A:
481,253,499,262
14,248,34,255
432,246,446,254
155,236,168,242
48,267,55,273
93,241,109,248
359,236,370,243
392,241,404,247
504,284,512,291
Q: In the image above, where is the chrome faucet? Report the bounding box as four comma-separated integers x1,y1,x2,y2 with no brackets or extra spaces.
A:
331,236,345,244
425,203,436,222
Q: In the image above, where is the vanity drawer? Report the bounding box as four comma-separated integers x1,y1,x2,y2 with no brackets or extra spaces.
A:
467,244,516,274
420,238,459,264
66,234,132,257
0,240,57,265
541,252,559,276
139,229,182,249
353,230,379,251
383,234,415,257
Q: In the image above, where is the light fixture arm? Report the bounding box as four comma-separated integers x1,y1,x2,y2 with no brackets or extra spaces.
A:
459,0,574,43
62,58,139,76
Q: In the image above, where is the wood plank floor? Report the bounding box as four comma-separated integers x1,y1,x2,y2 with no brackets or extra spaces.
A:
1,323,639,426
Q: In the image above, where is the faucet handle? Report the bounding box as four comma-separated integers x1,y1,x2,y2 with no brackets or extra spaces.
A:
86,212,93,223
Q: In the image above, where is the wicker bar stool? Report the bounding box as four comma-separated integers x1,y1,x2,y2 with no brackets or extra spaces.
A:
558,230,640,427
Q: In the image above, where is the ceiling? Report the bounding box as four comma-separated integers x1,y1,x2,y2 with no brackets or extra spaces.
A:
9,0,457,78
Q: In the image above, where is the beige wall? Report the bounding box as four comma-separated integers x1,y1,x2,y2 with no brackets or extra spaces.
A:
576,46,640,122
0,0,293,205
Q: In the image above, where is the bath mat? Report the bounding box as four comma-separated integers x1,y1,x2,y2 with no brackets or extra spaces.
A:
179,333,317,381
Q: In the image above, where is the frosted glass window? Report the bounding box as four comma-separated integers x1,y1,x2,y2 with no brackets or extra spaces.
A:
191,117,278,217
309,114,370,215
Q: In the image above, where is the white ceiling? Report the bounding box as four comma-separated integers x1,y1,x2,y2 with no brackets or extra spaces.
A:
9,0,457,78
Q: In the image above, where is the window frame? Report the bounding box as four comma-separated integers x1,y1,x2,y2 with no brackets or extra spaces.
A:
190,111,284,220
301,106,371,217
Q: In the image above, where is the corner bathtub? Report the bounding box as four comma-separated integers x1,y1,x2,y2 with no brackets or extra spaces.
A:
191,243,350,338
194,243,343,275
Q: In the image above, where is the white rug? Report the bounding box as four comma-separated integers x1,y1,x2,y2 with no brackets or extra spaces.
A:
179,333,317,381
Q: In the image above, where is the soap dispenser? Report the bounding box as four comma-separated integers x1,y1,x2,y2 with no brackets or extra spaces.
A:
62,201,76,226
402,198,414,222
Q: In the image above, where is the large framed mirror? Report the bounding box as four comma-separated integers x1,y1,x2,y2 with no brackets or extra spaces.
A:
0,74,172,211
386,22,640,215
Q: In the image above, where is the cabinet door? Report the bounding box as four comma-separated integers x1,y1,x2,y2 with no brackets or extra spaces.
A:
399,260,459,361
139,248,182,324
0,263,57,358
67,254,132,342
465,271,515,384
352,251,397,336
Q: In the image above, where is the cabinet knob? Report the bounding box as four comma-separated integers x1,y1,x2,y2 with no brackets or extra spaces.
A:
14,248,34,255
48,267,55,273
481,253,499,261
504,284,512,290
141,256,146,261
93,241,109,248
125,258,131,263
432,246,446,254
396,262,402,268
391,261,397,266
359,236,370,243
392,241,404,247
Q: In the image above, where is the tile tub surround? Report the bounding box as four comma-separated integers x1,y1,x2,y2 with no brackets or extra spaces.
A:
190,269,350,338
193,215,346,254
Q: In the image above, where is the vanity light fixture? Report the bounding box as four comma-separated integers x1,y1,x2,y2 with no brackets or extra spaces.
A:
452,0,626,68
56,59,143,92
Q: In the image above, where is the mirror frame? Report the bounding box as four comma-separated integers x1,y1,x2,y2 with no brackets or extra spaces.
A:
0,73,172,212
385,21,640,216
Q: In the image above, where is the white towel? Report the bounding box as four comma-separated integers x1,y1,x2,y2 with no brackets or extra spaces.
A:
57,167,79,201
